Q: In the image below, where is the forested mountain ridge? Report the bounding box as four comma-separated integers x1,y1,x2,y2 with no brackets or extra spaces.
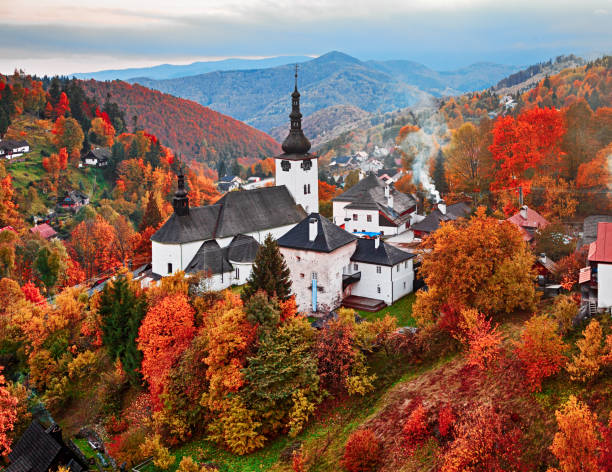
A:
80,79,280,162
130,51,519,132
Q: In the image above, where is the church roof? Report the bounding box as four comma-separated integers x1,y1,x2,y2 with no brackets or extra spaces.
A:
151,205,221,244
185,240,233,275
227,234,260,263
278,213,357,253
351,238,415,266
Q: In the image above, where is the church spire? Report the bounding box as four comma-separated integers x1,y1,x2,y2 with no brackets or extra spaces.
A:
172,167,190,216
281,64,311,155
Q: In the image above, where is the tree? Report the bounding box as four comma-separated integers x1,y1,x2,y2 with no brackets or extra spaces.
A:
462,311,505,372
54,92,70,118
567,319,606,382
52,116,84,155
69,215,119,280
140,435,175,470
244,290,281,332
316,318,355,393
341,429,382,472
534,223,575,261
549,294,578,335
139,192,163,232
548,396,602,472
344,170,360,190
514,315,568,391
241,234,292,302
433,149,448,194
413,207,537,322
89,116,115,147
0,162,24,230
403,401,429,452
99,274,147,385
137,293,195,409
0,367,18,456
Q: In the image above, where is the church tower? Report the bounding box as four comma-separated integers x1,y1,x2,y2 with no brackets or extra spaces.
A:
172,169,189,216
275,66,319,214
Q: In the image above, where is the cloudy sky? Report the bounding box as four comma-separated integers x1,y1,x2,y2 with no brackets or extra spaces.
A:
1,0,611,75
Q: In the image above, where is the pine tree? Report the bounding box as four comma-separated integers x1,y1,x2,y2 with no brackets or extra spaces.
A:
99,274,147,385
433,149,448,194
139,193,163,231
242,234,292,302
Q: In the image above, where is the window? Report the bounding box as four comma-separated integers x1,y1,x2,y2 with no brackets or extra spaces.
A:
405,261,409,269
403,282,406,289
353,214,358,221
235,267,240,279
307,184,311,194
167,263,173,274
296,256,301,261
281,160,291,172
376,266,381,274
397,265,400,272
367,214,372,222
353,229,357,232
304,184,308,194
300,273,305,278
301,159,312,171
311,272,318,280
377,285,381,294
353,263,358,271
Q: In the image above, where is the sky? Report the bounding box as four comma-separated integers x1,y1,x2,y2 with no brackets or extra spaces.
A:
1,0,611,76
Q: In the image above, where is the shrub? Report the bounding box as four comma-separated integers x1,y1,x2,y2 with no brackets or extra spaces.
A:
438,404,456,438
140,435,175,470
550,294,578,334
403,401,429,451
341,429,382,472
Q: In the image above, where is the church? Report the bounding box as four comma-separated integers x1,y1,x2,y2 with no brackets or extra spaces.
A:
147,69,319,290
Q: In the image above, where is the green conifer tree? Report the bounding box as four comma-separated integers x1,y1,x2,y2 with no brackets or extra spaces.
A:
241,234,292,302
139,193,163,231
99,275,147,385
433,149,448,195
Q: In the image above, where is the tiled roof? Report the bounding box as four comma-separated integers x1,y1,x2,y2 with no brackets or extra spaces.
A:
579,267,591,284
411,202,471,233
278,213,357,253
589,222,612,263
581,215,612,248
30,223,57,239
185,240,233,275
351,238,415,266
151,205,221,244
507,206,549,242
227,234,260,263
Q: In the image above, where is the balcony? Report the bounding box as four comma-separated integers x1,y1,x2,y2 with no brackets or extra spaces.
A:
342,271,361,289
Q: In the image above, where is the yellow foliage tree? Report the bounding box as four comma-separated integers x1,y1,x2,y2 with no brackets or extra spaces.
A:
567,319,606,382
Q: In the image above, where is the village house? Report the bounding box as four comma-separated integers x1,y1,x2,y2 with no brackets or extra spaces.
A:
332,173,417,237
216,174,243,192
59,191,89,210
278,213,415,314
30,223,57,240
580,222,612,312
411,200,472,238
0,139,30,159
330,155,355,168
80,147,110,167
148,69,316,288
506,205,549,244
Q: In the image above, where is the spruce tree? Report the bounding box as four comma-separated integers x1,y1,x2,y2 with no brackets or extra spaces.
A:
241,234,292,302
99,275,147,386
433,150,448,195
139,193,163,231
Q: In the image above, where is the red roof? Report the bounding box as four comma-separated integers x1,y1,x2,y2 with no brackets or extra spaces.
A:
589,222,612,263
0,226,16,233
579,267,591,284
507,206,549,242
30,223,57,239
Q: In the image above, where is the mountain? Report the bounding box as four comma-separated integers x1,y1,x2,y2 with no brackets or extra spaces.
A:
80,79,280,162
130,51,518,132
71,56,313,81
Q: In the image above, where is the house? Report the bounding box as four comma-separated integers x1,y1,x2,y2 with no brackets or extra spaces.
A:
332,173,417,237
330,155,354,167
535,253,559,285
241,177,275,190
278,213,415,314
30,223,57,240
506,205,549,244
149,71,316,287
0,140,30,159
409,200,471,238
59,191,89,210
216,175,243,192
580,222,612,311
5,422,89,472
80,147,110,167
580,215,612,249
360,158,384,173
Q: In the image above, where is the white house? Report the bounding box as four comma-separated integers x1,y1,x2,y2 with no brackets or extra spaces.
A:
81,147,110,167
332,173,417,237
0,140,30,159
278,213,415,314
580,222,612,310
216,175,243,193
360,159,384,173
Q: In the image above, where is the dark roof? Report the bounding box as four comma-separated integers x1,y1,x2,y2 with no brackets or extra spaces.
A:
0,140,29,151
351,238,415,266
227,234,260,263
278,213,357,253
581,215,612,248
332,173,416,220
214,186,306,238
217,182,234,192
218,174,238,183
83,147,111,160
411,202,471,233
151,205,221,244
186,240,233,275
333,155,353,164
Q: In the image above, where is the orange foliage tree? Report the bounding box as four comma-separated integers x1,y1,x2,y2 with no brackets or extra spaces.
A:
137,293,195,409
0,162,24,230
341,429,382,472
0,367,18,456
51,116,84,155
69,215,120,280
89,116,115,147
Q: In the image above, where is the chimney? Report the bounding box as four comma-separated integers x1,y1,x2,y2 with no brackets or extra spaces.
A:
384,185,390,198
374,236,380,249
520,205,528,220
540,253,546,264
438,199,447,215
387,194,394,209
309,217,318,242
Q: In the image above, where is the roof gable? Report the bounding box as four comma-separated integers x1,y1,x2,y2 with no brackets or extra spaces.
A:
7,422,62,472
185,240,233,275
411,202,471,233
278,213,357,253
151,205,221,244
589,222,612,263
351,238,415,266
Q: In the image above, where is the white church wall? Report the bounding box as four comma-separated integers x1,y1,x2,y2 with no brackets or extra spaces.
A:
152,240,205,276
332,201,349,226
275,158,319,214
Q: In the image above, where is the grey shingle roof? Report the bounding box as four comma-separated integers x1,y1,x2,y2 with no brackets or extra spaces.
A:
581,215,612,248
215,186,306,238
351,238,415,266
278,213,357,253
151,205,221,244
333,173,416,222
411,202,471,233
227,234,260,263
186,240,233,275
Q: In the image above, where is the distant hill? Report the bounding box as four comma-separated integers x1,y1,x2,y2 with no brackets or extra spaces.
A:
71,56,313,81
80,79,280,162
130,51,518,132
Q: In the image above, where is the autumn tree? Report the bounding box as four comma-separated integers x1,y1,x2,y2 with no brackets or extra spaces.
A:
461,310,505,372
567,319,607,382
514,314,568,391
137,293,195,409
403,401,429,452
413,207,537,324
548,396,602,472
52,116,84,155
534,223,575,261
316,318,355,394
139,192,163,232
53,92,70,118
341,429,382,472
242,234,292,302
344,170,361,190
0,162,24,230
549,294,578,335
89,116,115,147
70,215,120,280
99,274,147,385
0,367,18,456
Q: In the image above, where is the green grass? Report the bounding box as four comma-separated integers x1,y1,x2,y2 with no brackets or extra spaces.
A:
356,292,416,326
73,438,97,459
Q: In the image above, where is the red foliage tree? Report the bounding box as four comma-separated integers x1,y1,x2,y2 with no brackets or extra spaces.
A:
21,281,46,305
69,215,120,280
438,404,456,438
403,400,429,452
54,92,70,118
0,367,18,456
316,319,355,393
137,293,196,410
341,429,382,472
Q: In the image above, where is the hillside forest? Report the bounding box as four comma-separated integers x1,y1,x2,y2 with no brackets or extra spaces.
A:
0,57,610,472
